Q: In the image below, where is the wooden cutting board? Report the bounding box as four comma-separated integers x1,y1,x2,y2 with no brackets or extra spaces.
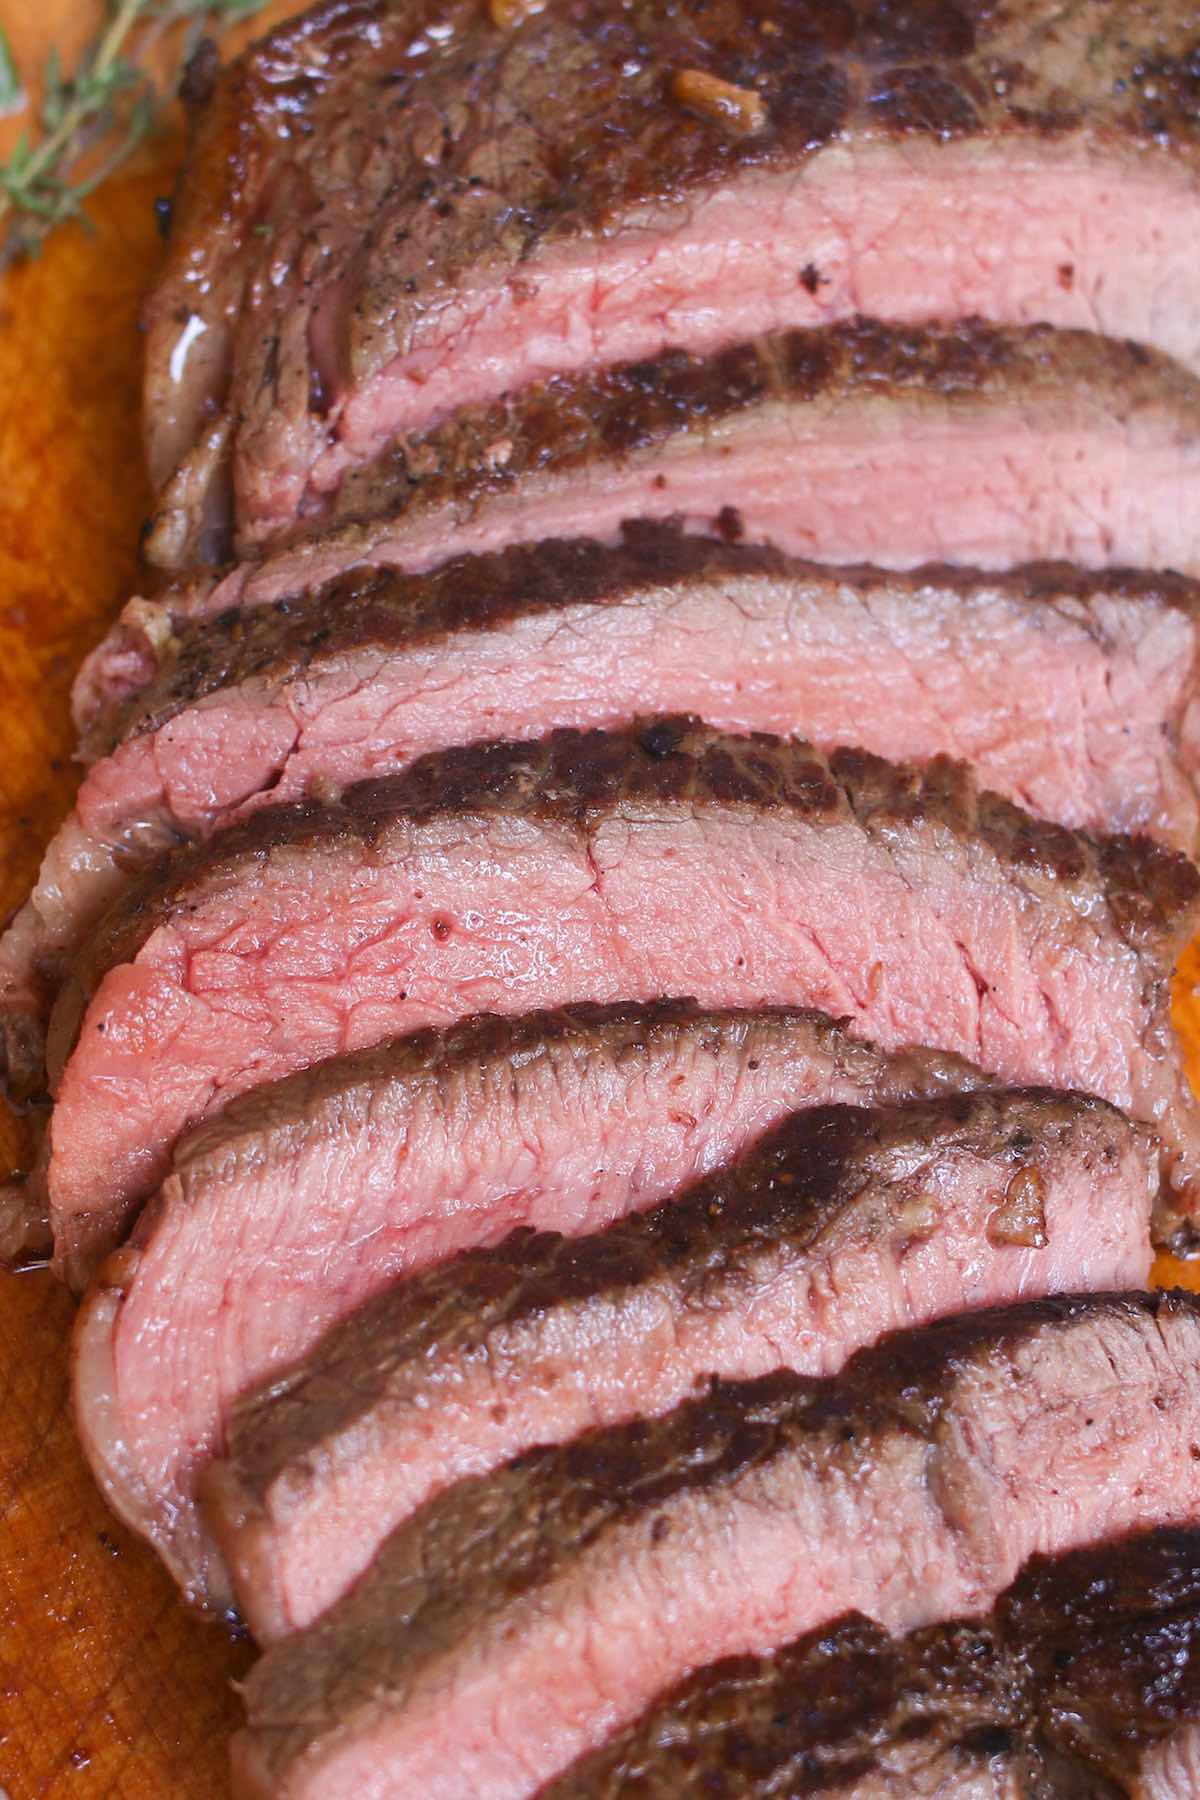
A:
0,9,301,1795
0,4,1198,1795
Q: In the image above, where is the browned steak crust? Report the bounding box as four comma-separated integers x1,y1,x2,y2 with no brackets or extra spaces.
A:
312,321,1200,541
548,1613,1036,1797
70,719,1200,1008
219,1085,1132,1516
235,1291,1200,1789
175,996,988,1173
100,527,1200,764
46,722,1200,1255
145,0,1200,563
1003,1528,1200,1784
547,1528,1200,1796
170,0,1200,285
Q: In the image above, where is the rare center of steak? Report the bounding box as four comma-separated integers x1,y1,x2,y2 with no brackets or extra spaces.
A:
39,720,1200,1281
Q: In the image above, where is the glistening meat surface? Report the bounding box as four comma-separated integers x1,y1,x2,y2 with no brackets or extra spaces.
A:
144,0,1200,563
229,1292,1200,1799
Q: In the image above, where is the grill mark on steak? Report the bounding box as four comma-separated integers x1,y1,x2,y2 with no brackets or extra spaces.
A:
72,1004,1003,1608
142,0,1200,564
544,1528,1200,1797
229,1292,1200,1798
203,1085,1154,1641
36,720,1200,1278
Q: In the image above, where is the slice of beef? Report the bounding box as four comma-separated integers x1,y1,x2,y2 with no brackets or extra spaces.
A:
71,1003,993,1603
202,1087,1154,1642
13,537,1200,1117
104,321,1200,715
228,1291,1200,1799
543,1527,1200,1798
143,0,1200,565
33,721,1200,1280
549,1611,1038,1799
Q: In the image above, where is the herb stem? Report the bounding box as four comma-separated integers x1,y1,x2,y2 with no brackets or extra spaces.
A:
0,0,144,231
0,1,271,267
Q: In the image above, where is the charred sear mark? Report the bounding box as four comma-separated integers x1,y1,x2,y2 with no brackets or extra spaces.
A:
866,64,980,136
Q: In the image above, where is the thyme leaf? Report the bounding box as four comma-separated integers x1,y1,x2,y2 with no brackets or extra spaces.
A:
0,25,25,119
0,0,273,270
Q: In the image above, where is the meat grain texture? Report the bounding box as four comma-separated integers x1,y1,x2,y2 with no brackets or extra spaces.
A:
32,721,1200,1279
230,1292,1200,1799
202,1087,1153,1640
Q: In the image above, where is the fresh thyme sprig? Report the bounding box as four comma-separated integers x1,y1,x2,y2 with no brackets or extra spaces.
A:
0,0,272,270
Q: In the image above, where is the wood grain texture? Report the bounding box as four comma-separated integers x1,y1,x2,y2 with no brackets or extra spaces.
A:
0,2,1196,1795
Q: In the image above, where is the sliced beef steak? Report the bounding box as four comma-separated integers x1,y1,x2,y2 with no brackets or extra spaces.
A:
229,1291,1200,1799
551,1611,1045,1799
145,0,1200,564
293,322,1200,583
203,1088,1154,1641
94,324,1200,738
73,539,1200,825
106,322,1200,710
14,538,1200,1117
72,1003,992,1602
545,1528,1200,1798
33,722,1200,1280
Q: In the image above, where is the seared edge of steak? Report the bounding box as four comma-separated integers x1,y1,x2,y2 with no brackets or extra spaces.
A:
231,1290,1200,1792
70,1003,995,1603
544,1527,1200,1796
7,538,1188,1136
96,316,1200,718
41,721,1200,1249
216,1083,1143,1502
545,1613,1034,1797
203,1084,1153,1637
63,719,1200,1021
171,997,990,1177
144,0,1200,565
91,531,1200,763
311,320,1200,539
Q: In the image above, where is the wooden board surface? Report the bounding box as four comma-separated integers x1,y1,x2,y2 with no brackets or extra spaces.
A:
0,9,298,1795
0,3,1198,1796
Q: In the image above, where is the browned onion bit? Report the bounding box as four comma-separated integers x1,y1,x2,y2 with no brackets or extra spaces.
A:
671,68,768,136
488,0,548,28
